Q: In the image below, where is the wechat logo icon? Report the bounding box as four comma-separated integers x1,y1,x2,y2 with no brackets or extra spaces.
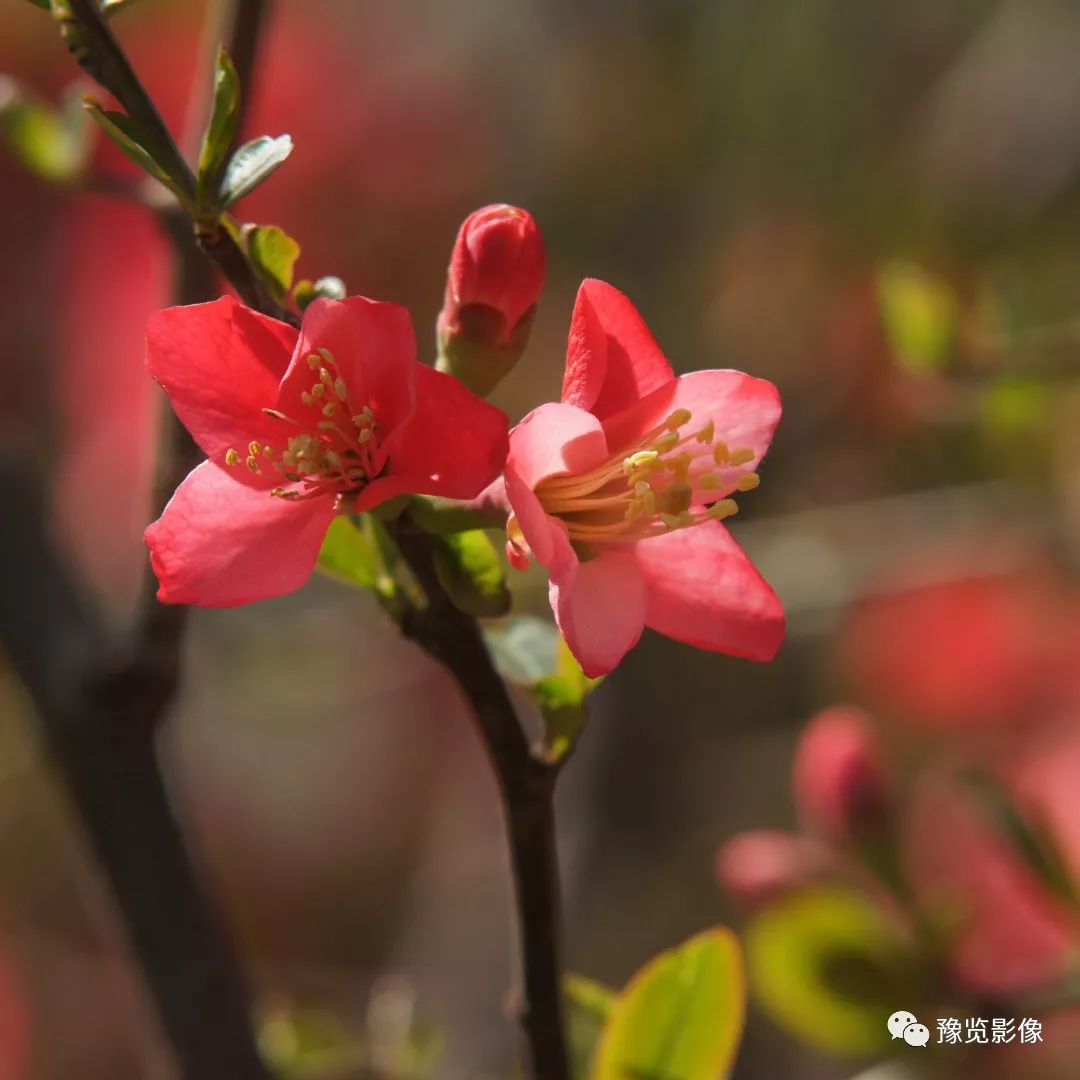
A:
888,1010,929,1047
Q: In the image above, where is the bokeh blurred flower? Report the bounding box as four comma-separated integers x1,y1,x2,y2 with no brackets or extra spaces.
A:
145,295,508,606
717,830,835,911
502,278,784,676
436,204,546,395
793,706,892,846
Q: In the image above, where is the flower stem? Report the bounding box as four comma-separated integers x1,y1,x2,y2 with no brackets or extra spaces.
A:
393,526,571,1080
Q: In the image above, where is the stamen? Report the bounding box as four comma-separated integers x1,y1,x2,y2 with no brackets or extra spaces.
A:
736,472,760,491
245,456,260,473
708,499,739,520
334,378,348,401
729,447,755,466
713,442,730,465
301,391,314,407
665,408,692,429
695,420,715,444
225,449,241,466
306,353,320,369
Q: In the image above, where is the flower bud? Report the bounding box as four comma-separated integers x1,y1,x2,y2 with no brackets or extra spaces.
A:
436,204,546,396
793,706,892,846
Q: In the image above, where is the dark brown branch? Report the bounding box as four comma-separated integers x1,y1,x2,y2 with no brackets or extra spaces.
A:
0,461,270,1080
393,528,571,1080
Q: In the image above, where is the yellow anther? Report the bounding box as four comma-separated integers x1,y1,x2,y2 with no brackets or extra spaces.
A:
655,431,680,453
659,512,686,529
698,472,721,490
665,408,692,430
311,383,325,398
625,450,659,470
325,450,342,468
729,447,755,466
225,448,241,466
357,428,373,444
318,347,336,366
737,472,760,492
713,442,730,465
262,445,273,458
262,408,290,421
306,353,320,369
670,451,692,483
707,499,739,520
633,480,651,498
245,455,260,473
319,367,333,385
333,377,348,401
322,402,336,417
317,421,336,432
301,391,314,407
248,440,261,456
695,420,715,444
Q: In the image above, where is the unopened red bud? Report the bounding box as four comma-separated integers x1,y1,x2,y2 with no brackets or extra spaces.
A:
793,706,892,845
436,204,546,396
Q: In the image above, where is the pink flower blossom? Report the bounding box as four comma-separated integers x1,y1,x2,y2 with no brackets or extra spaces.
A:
145,295,508,606
501,278,785,677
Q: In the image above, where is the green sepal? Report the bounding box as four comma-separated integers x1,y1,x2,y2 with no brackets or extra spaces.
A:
433,529,511,618
435,304,537,398
219,133,293,208
409,495,507,535
317,515,397,603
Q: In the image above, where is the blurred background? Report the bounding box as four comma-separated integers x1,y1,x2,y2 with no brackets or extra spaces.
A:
2,0,1080,1077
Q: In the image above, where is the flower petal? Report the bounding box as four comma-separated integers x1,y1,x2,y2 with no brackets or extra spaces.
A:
562,279,675,420
506,402,609,489
280,296,417,434
381,363,509,501
145,461,336,606
604,369,782,498
550,549,647,678
504,463,575,572
147,296,296,469
634,520,785,661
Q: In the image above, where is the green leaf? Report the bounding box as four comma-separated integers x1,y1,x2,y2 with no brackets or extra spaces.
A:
0,80,89,183
317,516,395,599
257,1001,362,1078
219,133,293,208
745,888,923,1057
196,48,239,215
248,224,301,304
876,261,958,375
83,99,190,206
293,275,347,311
594,928,746,1080
434,529,510,618
564,975,616,1080
533,638,603,763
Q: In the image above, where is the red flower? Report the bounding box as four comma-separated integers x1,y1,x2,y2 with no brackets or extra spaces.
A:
501,279,785,677
437,204,546,346
145,295,508,606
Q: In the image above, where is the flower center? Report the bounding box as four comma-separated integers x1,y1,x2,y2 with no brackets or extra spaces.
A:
530,408,760,545
223,348,386,501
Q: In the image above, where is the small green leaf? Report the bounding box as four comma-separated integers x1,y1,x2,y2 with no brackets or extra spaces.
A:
533,638,602,763
83,99,190,205
0,80,88,183
876,261,958,375
248,224,301,304
196,48,239,215
434,529,510,618
745,888,922,1057
595,928,746,1080
219,133,293,208
317,515,395,599
294,275,347,311
564,975,616,1080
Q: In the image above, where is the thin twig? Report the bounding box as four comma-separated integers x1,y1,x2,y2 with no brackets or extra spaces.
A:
393,528,571,1080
